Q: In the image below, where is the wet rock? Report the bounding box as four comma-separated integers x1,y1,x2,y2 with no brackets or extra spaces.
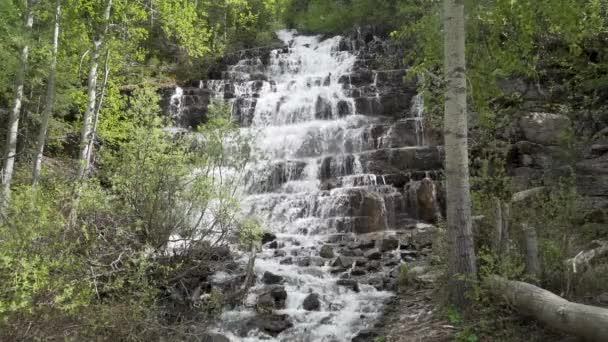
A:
380,237,399,252
410,224,438,249
315,96,333,119
519,112,572,145
242,314,293,337
320,245,335,258
351,267,367,276
303,293,321,311
352,329,378,342
268,241,279,249
280,257,293,265
262,232,276,244
262,271,284,285
337,279,360,292
337,100,352,117
364,248,382,260
201,332,230,342
366,260,382,271
310,257,326,267
333,256,355,268
257,285,287,310
297,257,311,267
340,248,364,257
274,249,287,257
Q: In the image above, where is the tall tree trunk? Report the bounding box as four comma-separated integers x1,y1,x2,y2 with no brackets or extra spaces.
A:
32,0,61,186
522,223,541,279
1,0,34,212
85,50,110,167
77,0,111,179
443,0,477,307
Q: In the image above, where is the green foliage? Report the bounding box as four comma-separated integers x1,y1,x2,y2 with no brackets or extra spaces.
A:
284,0,403,34
397,264,410,290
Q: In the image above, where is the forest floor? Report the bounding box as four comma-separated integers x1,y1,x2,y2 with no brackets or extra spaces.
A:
375,285,455,342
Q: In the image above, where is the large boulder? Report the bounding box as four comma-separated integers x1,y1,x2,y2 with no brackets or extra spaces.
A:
519,112,572,145
302,293,321,311
262,271,284,285
242,314,293,337
320,245,335,259
256,285,287,311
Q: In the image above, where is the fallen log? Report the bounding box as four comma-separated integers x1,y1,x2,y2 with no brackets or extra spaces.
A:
485,275,608,341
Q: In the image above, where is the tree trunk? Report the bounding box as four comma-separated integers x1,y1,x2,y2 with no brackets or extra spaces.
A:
1,0,34,211
77,0,112,179
84,50,110,169
32,0,61,186
522,223,541,279
443,0,477,307
493,197,503,254
485,275,608,341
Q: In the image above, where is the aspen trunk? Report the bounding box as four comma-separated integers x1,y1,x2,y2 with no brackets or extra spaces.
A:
485,275,608,341
522,223,541,279
443,0,477,307
77,0,112,179
1,0,34,211
493,197,503,253
85,50,110,167
32,0,61,186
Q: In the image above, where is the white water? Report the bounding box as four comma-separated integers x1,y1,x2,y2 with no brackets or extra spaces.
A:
210,30,394,341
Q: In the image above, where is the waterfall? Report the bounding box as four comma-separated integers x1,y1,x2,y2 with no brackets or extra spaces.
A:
169,29,444,341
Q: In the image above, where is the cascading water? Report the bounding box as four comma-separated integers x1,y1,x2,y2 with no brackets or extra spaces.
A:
169,29,444,341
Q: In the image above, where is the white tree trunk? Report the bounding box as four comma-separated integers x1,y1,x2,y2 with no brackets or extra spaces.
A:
1,0,34,211
85,50,110,167
77,0,111,179
32,0,61,186
486,275,608,341
443,0,477,307
522,223,541,279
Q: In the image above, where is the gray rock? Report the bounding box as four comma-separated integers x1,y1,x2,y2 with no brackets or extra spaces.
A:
302,293,321,311
333,256,355,268
320,245,335,258
337,279,360,292
519,112,572,145
297,257,311,267
261,232,276,244
257,285,287,310
262,271,284,285
364,248,382,260
352,329,378,342
380,237,399,252
242,314,293,337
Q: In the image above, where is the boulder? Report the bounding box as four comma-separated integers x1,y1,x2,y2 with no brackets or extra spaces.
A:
242,314,293,337
352,329,378,342
333,256,355,269
297,257,311,267
256,285,287,311
379,237,399,252
280,257,293,265
302,293,321,311
364,248,382,260
262,271,284,285
320,245,335,259
519,112,572,145
261,232,276,244
337,279,360,293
